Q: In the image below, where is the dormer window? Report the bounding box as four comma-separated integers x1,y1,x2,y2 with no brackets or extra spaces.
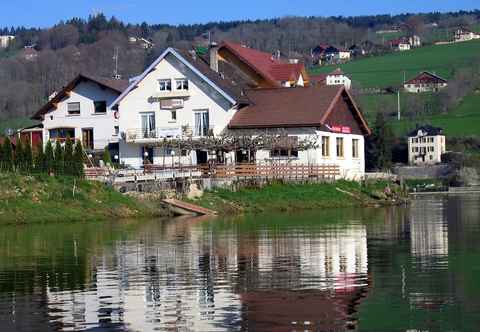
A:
159,79,172,91
175,78,189,91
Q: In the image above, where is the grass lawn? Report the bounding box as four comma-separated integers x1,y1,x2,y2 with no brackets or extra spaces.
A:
310,39,480,88
187,180,404,214
0,173,165,223
389,93,480,137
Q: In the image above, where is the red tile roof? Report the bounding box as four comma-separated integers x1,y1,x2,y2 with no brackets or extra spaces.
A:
404,71,448,85
219,41,308,86
229,85,370,135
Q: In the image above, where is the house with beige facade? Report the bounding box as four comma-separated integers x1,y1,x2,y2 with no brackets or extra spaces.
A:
408,125,446,165
404,72,448,93
0,35,15,48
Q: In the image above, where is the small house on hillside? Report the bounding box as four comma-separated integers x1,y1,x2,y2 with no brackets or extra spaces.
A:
0,35,15,48
403,72,448,93
408,125,445,166
389,38,411,51
454,28,480,43
310,68,351,90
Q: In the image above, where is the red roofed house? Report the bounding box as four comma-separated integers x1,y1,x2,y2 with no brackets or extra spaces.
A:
310,68,352,90
389,38,411,51
228,85,370,179
403,71,448,93
212,41,310,88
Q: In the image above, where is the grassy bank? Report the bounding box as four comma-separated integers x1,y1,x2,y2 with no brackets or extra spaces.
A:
187,180,406,214
0,174,165,224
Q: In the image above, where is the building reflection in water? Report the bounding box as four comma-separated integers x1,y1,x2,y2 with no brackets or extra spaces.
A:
44,217,370,331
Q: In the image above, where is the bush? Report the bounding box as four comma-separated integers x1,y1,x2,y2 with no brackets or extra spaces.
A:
73,141,85,177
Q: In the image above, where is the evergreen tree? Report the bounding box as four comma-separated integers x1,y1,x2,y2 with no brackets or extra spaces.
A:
34,144,46,173
54,140,64,175
2,137,13,172
24,140,33,174
64,137,74,175
14,139,24,172
44,140,55,174
368,112,395,171
73,141,85,177
0,137,4,171
102,146,112,167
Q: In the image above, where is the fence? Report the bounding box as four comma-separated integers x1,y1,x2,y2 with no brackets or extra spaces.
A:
144,163,340,180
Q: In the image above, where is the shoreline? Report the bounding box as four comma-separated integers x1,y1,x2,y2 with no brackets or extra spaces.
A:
185,180,409,216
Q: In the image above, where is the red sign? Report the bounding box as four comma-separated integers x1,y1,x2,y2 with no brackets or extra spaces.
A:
328,125,351,134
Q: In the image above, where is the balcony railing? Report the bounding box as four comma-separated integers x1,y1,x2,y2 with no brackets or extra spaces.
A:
125,126,215,143
125,127,182,143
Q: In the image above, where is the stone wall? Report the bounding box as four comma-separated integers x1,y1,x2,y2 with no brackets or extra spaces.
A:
393,164,454,179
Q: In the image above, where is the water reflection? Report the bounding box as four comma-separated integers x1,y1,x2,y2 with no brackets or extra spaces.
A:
0,194,479,331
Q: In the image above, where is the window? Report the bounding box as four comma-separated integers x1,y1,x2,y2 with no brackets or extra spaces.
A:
336,137,344,157
67,102,80,115
49,128,75,140
175,78,188,91
141,112,156,138
322,136,330,157
352,139,359,158
170,110,177,122
159,79,172,91
94,101,107,114
194,110,210,136
270,149,299,158
114,126,119,136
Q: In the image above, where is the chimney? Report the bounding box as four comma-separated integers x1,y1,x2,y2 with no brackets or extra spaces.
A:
209,42,219,73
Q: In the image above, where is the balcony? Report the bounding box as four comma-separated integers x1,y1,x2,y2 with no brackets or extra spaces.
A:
125,127,182,143
124,125,216,143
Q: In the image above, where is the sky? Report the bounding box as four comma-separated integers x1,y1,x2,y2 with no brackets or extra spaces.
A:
2,0,480,28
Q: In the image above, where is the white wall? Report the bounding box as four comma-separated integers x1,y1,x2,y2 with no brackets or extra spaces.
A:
227,127,366,180
404,82,448,93
326,74,352,90
117,52,237,168
42,80,120,150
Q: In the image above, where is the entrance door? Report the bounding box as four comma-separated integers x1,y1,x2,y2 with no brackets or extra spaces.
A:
82,128,94,150
196,150,208,164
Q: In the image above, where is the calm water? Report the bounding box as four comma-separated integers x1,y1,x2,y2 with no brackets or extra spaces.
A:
0,195,479,332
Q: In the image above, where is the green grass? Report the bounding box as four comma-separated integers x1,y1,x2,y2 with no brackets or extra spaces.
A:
310,39,480,88
389,93,480,137
0,173,164,223
187,180,405,214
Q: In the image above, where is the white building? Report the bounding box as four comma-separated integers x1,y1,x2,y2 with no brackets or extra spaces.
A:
454,28,480,43
112,46,370,179
0,35,15,48
112,48,243,168
32,74,129,151
228,85,371,180
326,68,352,90
404,71,448,93
408,126,446,165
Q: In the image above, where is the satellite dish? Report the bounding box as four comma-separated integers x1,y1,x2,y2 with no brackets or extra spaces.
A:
4,128,14,137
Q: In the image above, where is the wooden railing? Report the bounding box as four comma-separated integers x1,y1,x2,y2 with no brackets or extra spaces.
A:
145,163,340,179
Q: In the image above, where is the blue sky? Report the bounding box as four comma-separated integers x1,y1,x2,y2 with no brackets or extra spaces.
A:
3,0,480,28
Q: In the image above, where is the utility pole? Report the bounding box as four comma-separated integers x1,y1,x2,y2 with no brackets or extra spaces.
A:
397,89,401,121
113,47,119,79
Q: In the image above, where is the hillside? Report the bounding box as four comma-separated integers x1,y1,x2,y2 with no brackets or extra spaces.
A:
311,40,480,138
311,40,480,88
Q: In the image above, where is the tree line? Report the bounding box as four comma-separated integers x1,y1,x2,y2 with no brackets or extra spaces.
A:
1,10,479,123
0,138,85,177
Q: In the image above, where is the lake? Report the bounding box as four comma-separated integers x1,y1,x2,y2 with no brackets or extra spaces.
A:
0,194,479,331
